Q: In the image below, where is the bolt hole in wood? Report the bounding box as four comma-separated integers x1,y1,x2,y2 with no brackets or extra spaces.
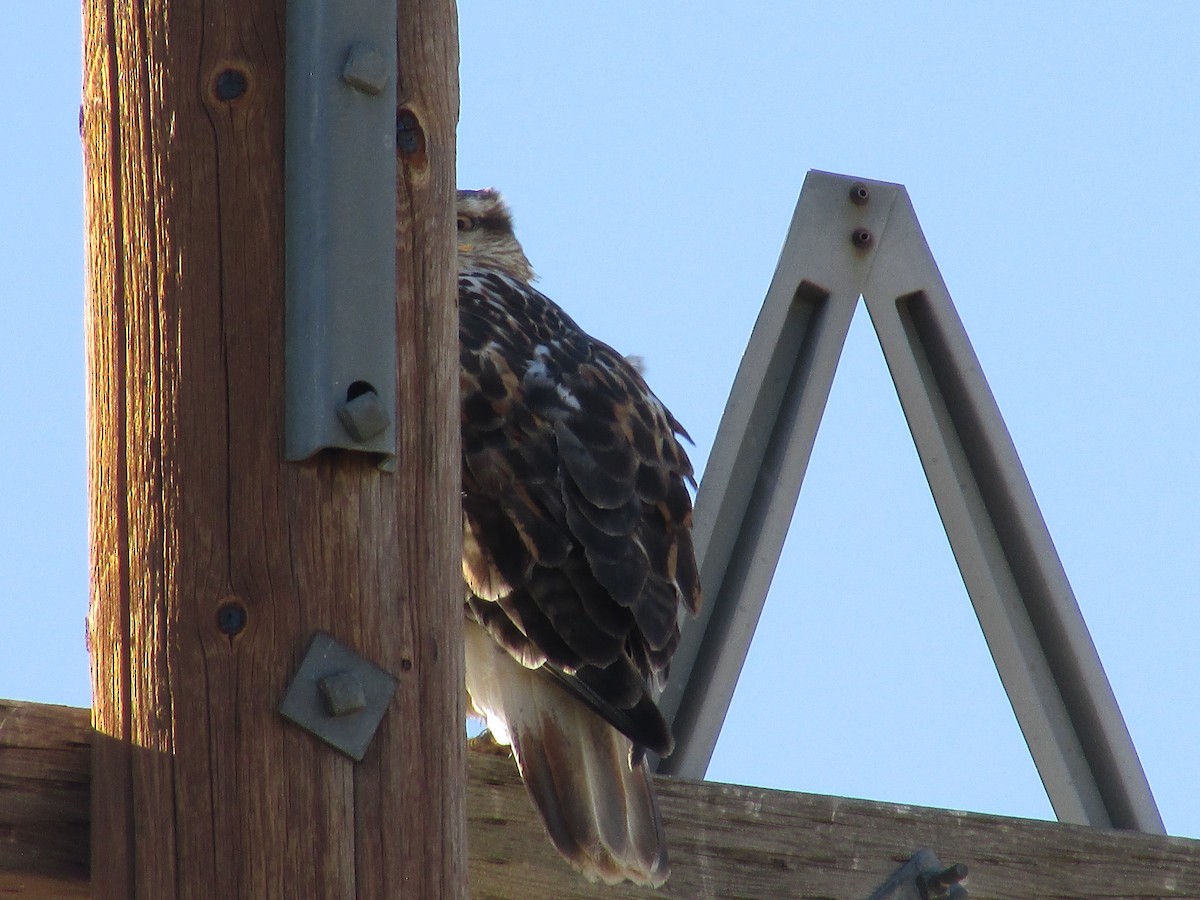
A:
216,600,247,636
212,66,249,102
396,107,427,169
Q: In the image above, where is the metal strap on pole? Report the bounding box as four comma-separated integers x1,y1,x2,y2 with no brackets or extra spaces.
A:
657,170,1164,835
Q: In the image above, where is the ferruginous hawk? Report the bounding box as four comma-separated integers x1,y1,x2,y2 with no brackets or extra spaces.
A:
458,188,701,886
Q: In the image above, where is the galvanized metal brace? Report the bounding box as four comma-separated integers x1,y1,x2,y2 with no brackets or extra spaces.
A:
655,170,1164,835
284,0,399,469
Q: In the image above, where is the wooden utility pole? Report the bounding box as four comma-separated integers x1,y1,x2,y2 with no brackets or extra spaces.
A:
81,0,463,897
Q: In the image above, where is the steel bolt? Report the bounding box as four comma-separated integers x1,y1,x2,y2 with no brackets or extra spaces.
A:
851,228,874,249
318,671,367,718
338,382,390,442
849,182,870,205
342,43,388,95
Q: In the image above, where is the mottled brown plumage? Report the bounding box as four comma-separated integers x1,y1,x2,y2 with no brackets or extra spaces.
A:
458,189,700,886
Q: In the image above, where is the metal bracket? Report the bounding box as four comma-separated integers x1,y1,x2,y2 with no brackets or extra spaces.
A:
655,170,1165,835
279,631,398,761
866,849,968,900
656,173,893,780
284,0,398,469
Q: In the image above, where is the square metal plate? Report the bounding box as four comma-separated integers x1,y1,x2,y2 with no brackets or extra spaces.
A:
279,631,398,761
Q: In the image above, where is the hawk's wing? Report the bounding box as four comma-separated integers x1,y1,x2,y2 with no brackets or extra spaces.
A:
459,268,700,885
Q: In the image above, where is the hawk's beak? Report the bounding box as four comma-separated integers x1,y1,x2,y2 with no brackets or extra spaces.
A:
458,243,473,254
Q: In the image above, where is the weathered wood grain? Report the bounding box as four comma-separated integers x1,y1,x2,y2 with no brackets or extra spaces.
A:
0,702,89,897
79,0,463,895
470,753,1200,899
4,702,1198,898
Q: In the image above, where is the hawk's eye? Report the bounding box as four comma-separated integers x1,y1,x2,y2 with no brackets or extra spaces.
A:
457,214,476,232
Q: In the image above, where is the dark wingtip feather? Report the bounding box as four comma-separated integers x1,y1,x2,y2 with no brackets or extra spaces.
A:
544,664,675,758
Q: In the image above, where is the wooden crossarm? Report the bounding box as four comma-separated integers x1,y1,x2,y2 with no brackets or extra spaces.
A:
3,700,1198,898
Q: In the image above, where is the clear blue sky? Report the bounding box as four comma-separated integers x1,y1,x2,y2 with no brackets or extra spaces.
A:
2,3,1197,841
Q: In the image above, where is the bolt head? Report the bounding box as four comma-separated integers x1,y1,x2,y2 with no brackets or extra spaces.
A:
343,43,388,95
319,671,368,718
338,387,390,441
851,228,874,249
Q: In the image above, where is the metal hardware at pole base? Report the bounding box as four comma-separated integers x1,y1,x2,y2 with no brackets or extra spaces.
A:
866,849,968,900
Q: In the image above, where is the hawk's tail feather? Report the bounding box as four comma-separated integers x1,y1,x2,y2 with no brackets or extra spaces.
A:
511,689,670,887
466,618,671,887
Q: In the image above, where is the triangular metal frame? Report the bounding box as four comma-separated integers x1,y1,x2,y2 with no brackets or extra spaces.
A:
654,170,1164,835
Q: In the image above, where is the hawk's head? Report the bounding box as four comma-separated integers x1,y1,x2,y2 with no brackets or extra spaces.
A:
456,189,535,283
